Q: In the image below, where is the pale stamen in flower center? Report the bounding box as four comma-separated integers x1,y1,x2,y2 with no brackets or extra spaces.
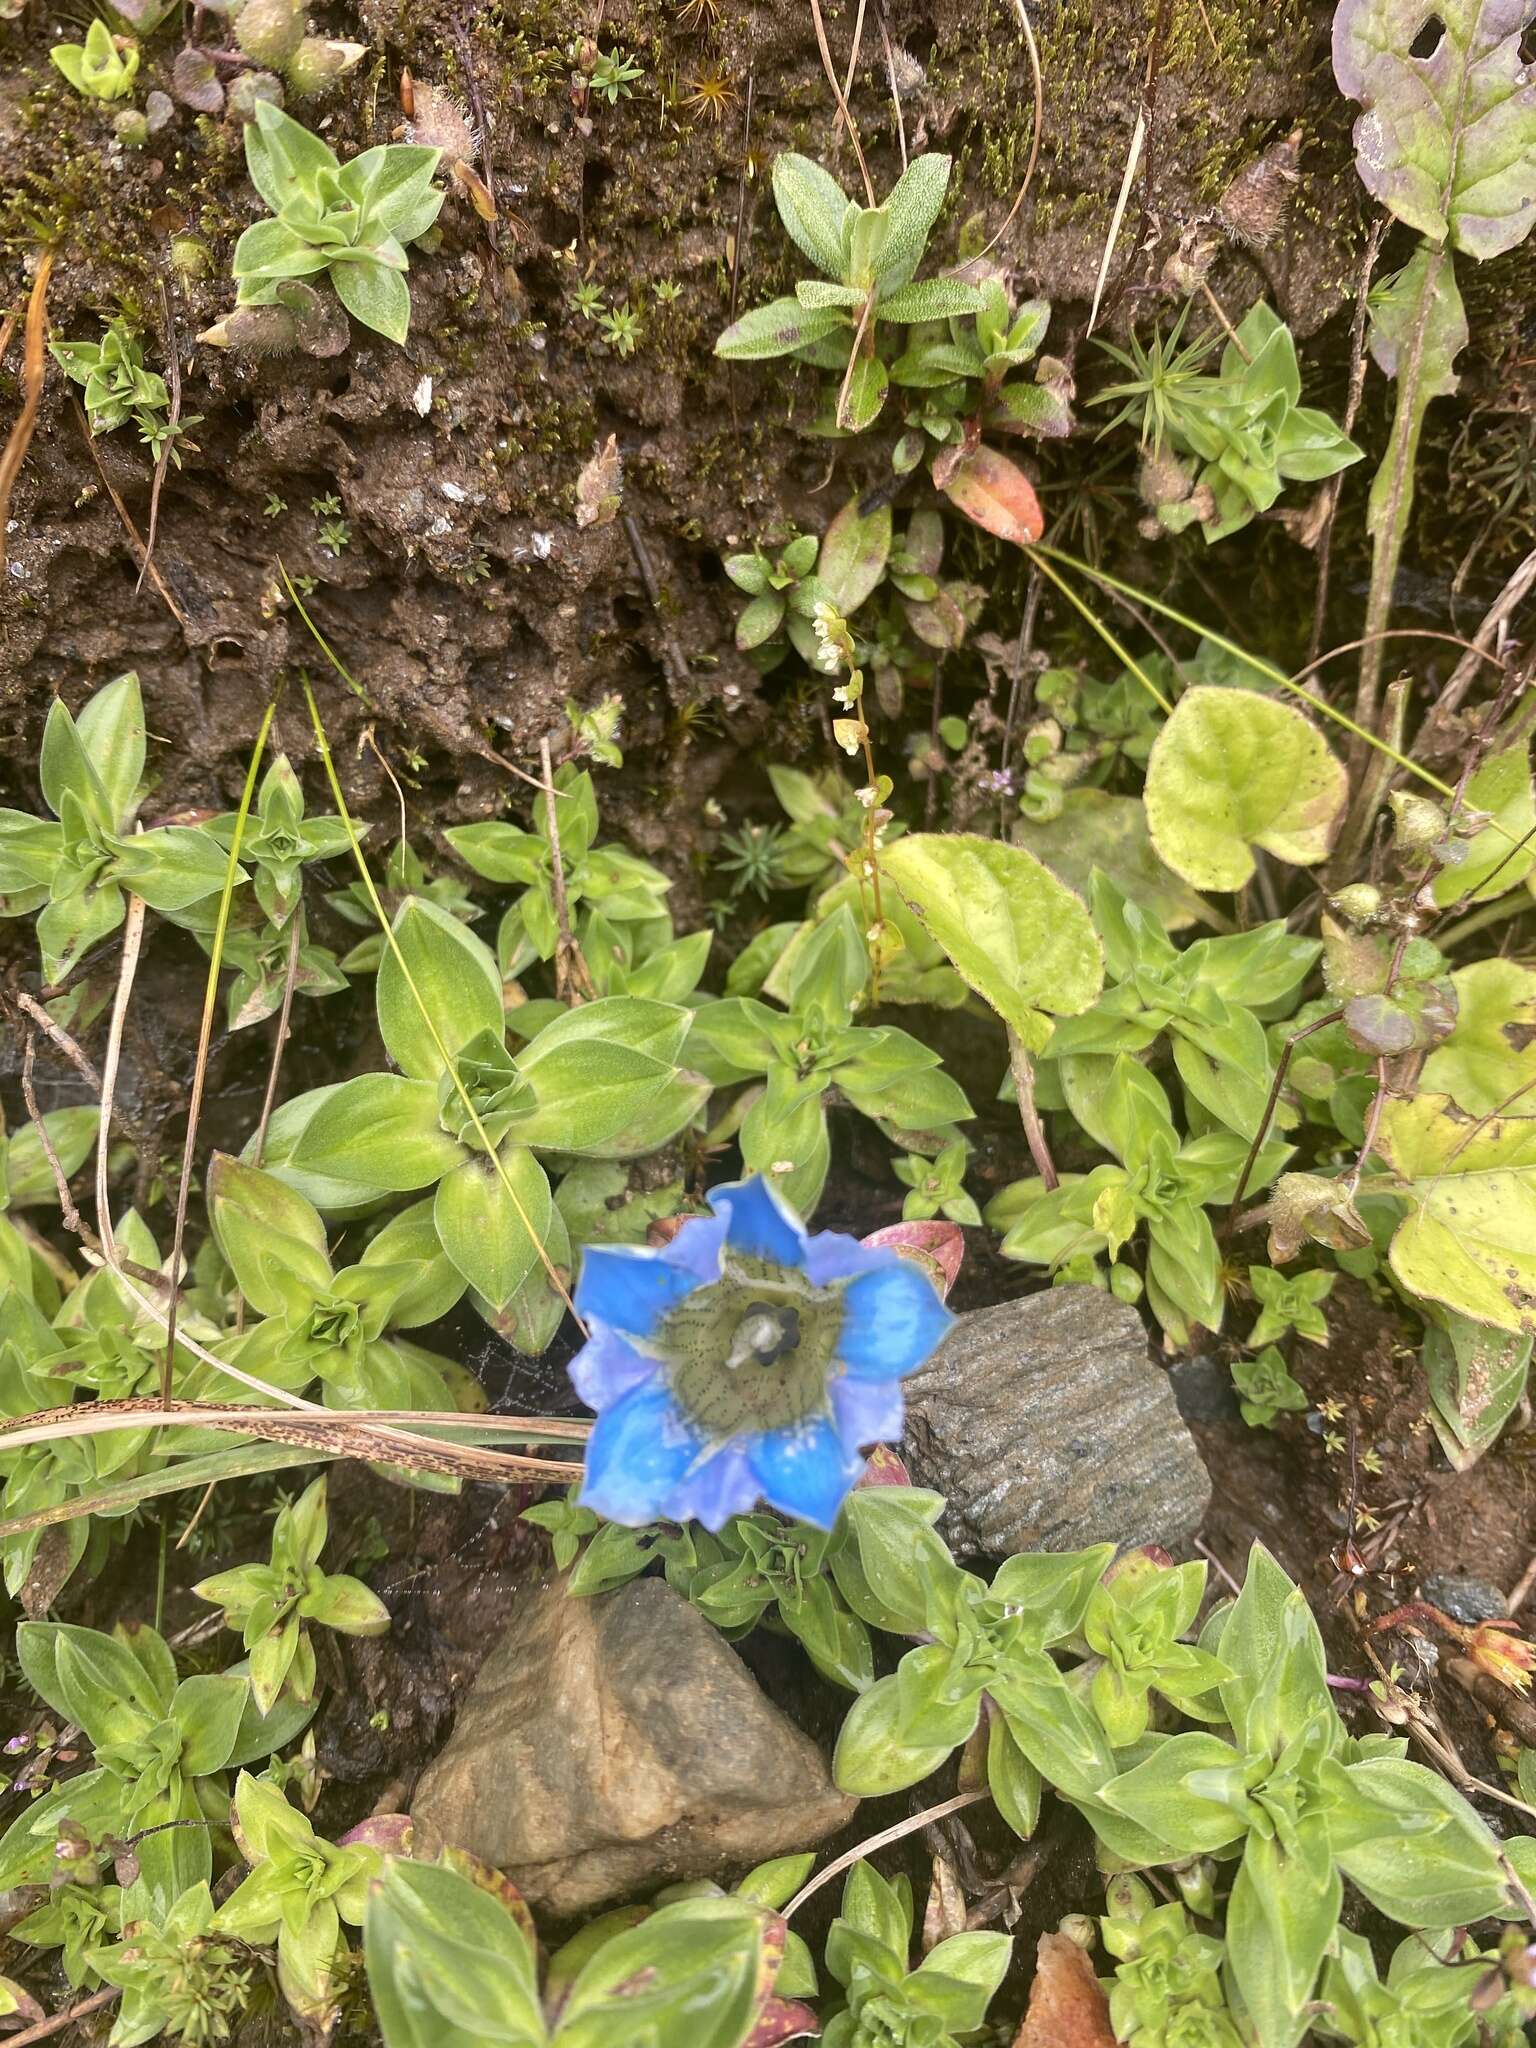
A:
725,1302,803,1370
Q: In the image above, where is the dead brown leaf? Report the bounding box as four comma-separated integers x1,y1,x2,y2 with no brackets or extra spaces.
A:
575,433,623,528
1012,1932,1116,2048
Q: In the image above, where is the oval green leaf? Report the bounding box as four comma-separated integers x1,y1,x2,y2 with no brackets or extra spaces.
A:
879,833,1103,1046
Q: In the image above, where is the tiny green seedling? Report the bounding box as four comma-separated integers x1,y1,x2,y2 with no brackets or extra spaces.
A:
51,318,200,464
51,19,139,98
193,1476,390,1713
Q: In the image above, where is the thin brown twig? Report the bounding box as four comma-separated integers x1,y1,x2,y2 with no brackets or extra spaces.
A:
1291,626,1502,692
1309,217,1385,665
1506,1548,1536,1618
1197,278,1249,360
622,514,694,698
1195,1537,1242,1598
72,398,188,628
541,734,595,1003
808,0,875,204
251,911,304,1167
10,991,103,1092
1223,1009,1344,1238
0,250,53,577
997,564,1044,831
1415,539,1536,758
783,1789,989,1920
137,277,182,593
19,1032,92,1245
1007,1025,1058,1189
876,0,907,169
2,1986,120,2047
174,1479,220,1553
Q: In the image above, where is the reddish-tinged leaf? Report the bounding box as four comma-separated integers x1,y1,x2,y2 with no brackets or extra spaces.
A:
860,1218,965,1298
340,1812,538,1947
857,1444,915,1487
939,446,1044,546
1013,1932,1116,2048
739,1911,818,2047
340,1814,418,1855
747,1999,820,2045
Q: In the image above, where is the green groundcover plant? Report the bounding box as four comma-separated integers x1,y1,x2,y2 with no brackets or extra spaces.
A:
5,0,1536,2040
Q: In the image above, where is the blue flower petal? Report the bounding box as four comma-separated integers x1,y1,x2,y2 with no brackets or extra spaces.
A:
746,1413,866,1529
578,1382,709,1526
802,1229,888,1287
837,1262,954,1381
663,1440,759,1533
575,1244,708,1342
830,1372,904,1448
709,1176,808,1268
660,1211,730,1286
568,1326,659,1410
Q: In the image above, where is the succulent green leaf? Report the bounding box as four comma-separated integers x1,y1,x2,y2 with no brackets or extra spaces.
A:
365,1861,546,2048
331,258,413,344
876,153,953,289
816,496,892,615
378,897,505,1083
714,298,847,360
432,1147,552,1311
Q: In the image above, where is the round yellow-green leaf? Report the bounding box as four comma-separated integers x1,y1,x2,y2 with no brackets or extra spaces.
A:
1144,686,1348,892
1378,1092,1536,1335
1422,958,1536,1117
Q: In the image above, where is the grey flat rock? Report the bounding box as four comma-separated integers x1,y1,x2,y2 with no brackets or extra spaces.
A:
901,1287,1211,1556
412,1573,855,1913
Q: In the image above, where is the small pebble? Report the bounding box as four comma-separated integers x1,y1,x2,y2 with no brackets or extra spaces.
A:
1419,1571,1510,1624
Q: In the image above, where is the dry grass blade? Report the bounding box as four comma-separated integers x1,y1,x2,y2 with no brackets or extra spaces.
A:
0,1400,588,1486
71,398,189,628
808,0,875,204
96,892,148,1273
971,0,1045,263
0,250,53,577
162,694,278,1398
1087,109,1144,337
783,1789,989,1919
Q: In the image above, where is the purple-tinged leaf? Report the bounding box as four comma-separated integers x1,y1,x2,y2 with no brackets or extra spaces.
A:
1332,0,1536,258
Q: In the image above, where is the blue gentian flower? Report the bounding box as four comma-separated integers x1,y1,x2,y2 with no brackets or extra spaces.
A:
570,1177,954,1531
